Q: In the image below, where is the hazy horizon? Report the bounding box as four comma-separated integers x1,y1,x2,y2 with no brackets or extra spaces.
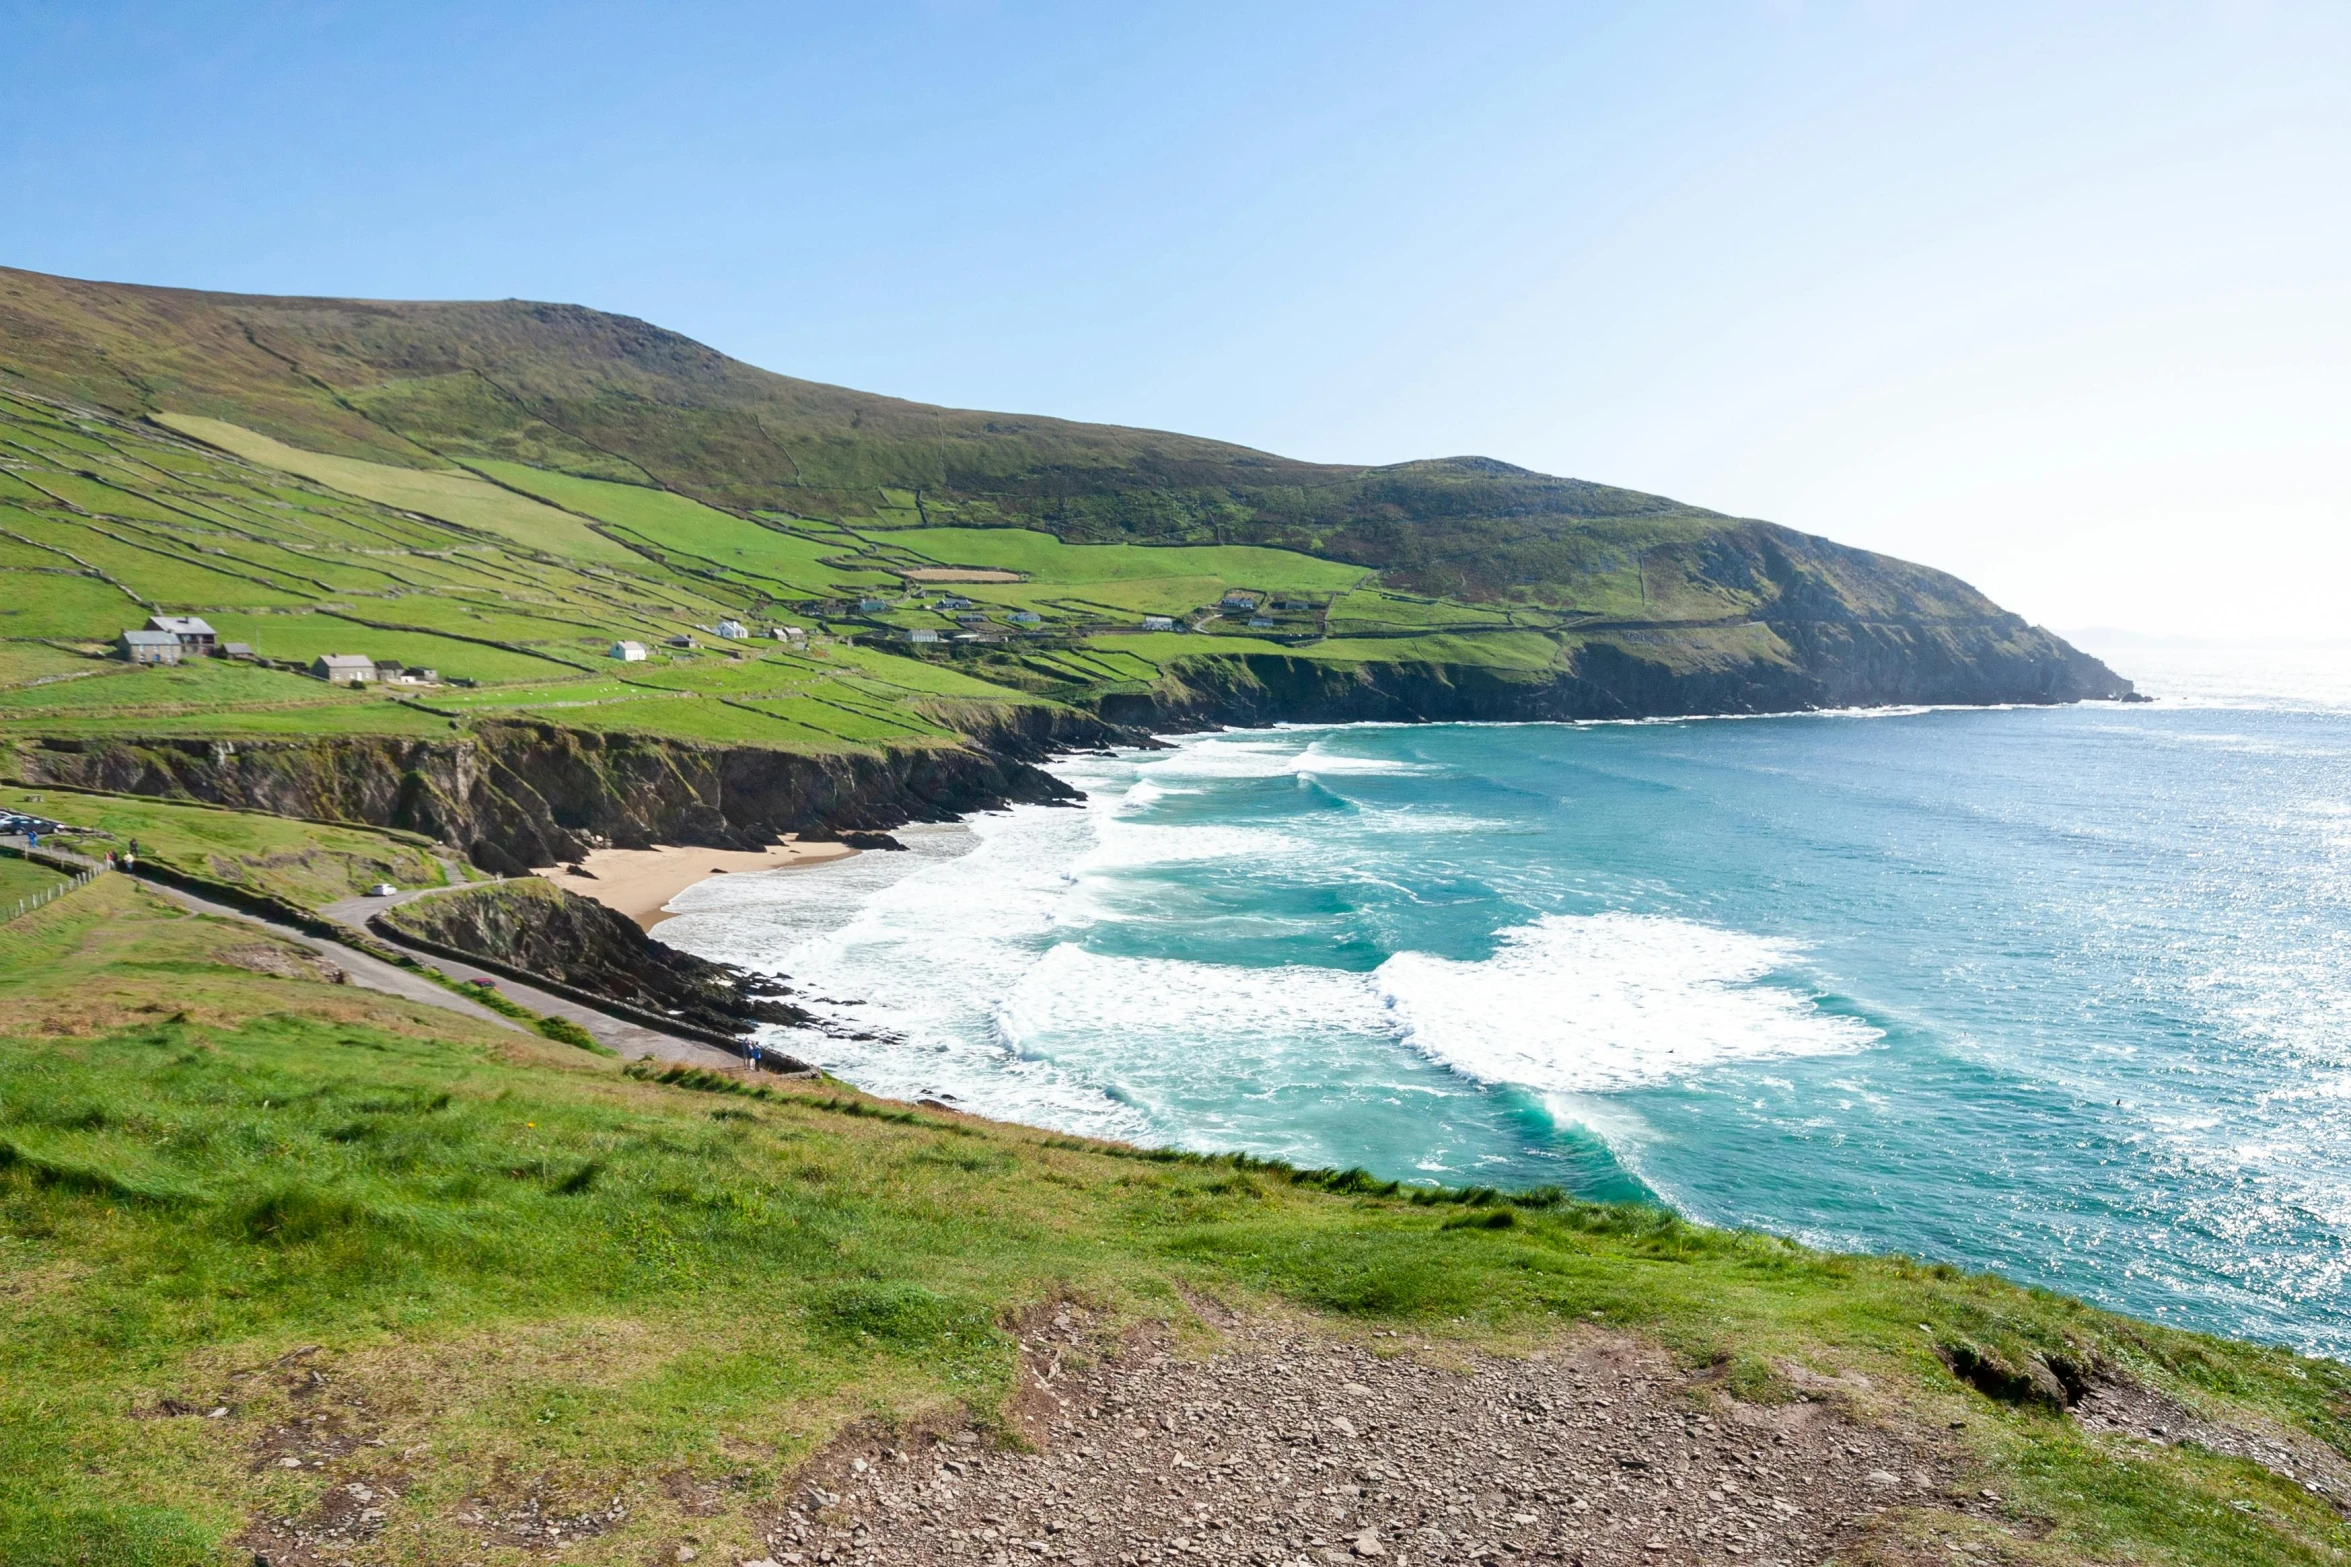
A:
4,2,2345,639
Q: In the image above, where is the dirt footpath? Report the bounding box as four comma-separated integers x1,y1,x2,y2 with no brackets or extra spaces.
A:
749,1323,2006,1567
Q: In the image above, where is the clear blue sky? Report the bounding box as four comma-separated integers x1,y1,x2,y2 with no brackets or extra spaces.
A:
4,2,2345,636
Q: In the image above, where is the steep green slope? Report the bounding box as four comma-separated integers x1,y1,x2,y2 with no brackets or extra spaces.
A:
3,874,2348,1567
0,263,2134,843
0,266,2130,708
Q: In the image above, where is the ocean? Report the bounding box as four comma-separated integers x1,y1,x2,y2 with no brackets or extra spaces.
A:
660,641,2351,1356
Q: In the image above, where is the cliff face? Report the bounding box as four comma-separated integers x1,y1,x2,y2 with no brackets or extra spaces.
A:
1105,620,2129,731
3,622,2127,879
4,717,1104,874
378,878,800,1037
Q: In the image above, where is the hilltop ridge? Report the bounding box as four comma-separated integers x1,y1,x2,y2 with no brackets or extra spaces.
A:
1,264,2111,633
0,264,2127,870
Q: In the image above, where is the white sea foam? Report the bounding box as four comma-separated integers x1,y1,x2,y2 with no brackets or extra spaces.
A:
663,734,1880,1151
1375,912,1880,1094
1131,731,1434,783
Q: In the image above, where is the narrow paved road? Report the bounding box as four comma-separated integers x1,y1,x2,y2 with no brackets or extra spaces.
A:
11,836,739,1066
321,881,739,1067
131,878,524,1033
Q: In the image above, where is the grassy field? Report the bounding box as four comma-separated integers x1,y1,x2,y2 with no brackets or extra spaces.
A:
0,387,1800,771
0,392,1679,757
0,848,71,912
0,784,449,907
157,416,651,569
0,873,2345,1567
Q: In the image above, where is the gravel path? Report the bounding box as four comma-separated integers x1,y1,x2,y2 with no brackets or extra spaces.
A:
737,1321,1993,1567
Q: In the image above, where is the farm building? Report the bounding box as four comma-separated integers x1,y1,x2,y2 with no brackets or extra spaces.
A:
610,640,649,661
1010,611,1043,626
1141,615,1175,631
118,629,182,665
1219,592,1259,612
311,654,378,683
145,614,217,651
856,597,892,613
714,619,748,639
900,628,940,644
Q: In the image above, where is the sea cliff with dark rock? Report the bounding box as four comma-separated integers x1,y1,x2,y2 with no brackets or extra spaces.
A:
377,876,805,1039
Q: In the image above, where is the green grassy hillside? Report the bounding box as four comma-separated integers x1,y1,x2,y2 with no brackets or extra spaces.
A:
2,872,2346,1567
0,265,2125,689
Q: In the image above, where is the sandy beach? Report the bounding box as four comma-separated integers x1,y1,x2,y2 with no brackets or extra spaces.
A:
532,837,856,929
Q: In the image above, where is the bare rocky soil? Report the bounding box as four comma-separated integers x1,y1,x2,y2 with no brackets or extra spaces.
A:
744,1321,2012,1567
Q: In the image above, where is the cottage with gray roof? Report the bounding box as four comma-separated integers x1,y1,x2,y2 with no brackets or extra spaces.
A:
118,629,182,665
311,654,378,683
145,615,217,650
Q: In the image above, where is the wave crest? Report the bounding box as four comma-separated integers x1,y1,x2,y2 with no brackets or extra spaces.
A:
1376,912,1879,1093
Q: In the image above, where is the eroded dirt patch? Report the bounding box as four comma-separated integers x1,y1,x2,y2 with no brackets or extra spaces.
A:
752,1323,2013,1567
2073,1378,2350,1510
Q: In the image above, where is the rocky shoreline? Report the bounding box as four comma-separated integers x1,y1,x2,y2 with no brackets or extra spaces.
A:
2,644,2137,1048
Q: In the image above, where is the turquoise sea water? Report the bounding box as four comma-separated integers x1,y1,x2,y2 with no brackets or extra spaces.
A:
663,647,2351,1355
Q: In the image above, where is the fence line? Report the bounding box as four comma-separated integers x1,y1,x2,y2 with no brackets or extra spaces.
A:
0,848,106,925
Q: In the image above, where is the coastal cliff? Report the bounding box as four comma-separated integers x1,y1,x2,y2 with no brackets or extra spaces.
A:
378,877,805,1037
3,718,1107,875
3,620,2127,878
1107,619,2127,730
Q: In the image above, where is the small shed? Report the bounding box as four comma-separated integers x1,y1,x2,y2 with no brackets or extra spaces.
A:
220,642,256,660
312,654,378,683
119,629,182,665
610,640,649,662
1010,611,1043,626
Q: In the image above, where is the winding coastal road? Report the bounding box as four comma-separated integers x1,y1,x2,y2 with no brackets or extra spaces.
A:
316,881,742,1066
6,835,740,1067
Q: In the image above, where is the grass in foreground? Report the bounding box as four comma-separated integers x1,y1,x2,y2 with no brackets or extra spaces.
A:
1,877,2347,1567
